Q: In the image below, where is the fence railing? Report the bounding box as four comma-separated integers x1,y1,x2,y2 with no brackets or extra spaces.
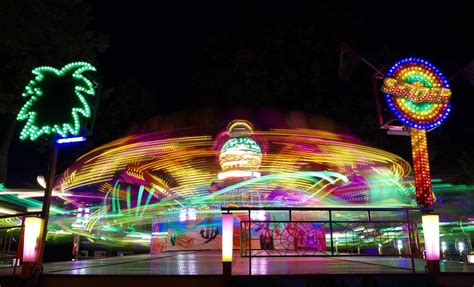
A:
223,206,429,274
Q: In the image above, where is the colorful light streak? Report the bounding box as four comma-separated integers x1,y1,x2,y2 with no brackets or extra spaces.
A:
2,126,419,245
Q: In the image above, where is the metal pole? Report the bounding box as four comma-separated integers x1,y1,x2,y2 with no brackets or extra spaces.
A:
289,209,292,221
361,57,385,77
372,74,384,127
367,210,371,222
248,209,251,275
329,210,334,256
13,216,25,275
406,210,416,273
35,138,59,275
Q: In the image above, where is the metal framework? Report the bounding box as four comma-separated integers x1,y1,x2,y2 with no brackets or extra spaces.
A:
222,207,430,274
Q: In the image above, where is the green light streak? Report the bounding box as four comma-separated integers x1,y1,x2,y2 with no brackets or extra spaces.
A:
116,183,121,215
111,181,119,213
126,185,131,211
205,171,348,200
140,187,155,217
136,185,144,217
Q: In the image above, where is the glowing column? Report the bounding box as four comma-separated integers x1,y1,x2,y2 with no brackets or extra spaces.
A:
382,58,452,208
410,128,433,207
422,214,440,272
222,213,233,262
23,217,44,262
222,213,233,277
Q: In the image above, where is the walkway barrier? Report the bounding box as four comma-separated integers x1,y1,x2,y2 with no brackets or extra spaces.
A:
223,207,429,274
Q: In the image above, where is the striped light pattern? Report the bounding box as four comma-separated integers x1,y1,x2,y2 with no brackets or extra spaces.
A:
411,128,433,206
54,129,411,202
384,58,451,130
40,127,416,244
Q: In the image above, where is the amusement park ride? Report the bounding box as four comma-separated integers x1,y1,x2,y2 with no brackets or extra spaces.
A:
0,56,455,278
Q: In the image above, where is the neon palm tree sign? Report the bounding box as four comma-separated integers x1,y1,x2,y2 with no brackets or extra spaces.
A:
16,62,96,141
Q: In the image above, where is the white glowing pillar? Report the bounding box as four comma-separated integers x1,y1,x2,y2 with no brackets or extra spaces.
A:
222,213,233,262
23,217,44,262
422,214,440,261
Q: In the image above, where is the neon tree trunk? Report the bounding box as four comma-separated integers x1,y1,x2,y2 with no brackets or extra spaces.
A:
410,128,433,207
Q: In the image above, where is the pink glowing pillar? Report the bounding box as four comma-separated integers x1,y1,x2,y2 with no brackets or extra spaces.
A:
23,217,44,262
422,214,440,261
222,213,233,262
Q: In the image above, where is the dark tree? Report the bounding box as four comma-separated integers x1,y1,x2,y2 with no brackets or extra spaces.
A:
0,0,108,183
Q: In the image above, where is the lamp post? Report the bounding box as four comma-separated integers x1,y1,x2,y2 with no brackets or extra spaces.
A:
35,138,58,275
20,217,44,278
15,62,97,280
441,241,447,260
422,214,440,273
397,239,403,256
457,240,465,262
222,213,233,278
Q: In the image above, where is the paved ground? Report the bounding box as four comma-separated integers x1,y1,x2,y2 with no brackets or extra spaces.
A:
2,250,474,276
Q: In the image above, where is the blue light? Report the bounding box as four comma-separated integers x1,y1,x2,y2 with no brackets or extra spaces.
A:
57,136,86,144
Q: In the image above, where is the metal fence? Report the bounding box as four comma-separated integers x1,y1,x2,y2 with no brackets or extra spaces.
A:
223,207,428,273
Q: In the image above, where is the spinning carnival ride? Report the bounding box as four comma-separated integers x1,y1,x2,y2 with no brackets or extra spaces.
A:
19,119,414,248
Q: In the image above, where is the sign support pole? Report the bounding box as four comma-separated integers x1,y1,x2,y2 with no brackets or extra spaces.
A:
33,138,59,279
410,128,433,207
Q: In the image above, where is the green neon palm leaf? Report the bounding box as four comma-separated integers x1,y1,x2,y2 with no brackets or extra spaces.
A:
16,62,96,141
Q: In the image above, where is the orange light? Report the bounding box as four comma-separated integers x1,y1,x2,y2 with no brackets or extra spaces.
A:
410,128,433,207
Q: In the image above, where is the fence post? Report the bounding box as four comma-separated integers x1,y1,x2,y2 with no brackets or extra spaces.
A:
13,216,26,275
248,209,252,275
406,210,416,273
329,210,334,256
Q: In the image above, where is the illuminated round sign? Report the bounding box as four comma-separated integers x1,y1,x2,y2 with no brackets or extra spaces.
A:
382,58,451,130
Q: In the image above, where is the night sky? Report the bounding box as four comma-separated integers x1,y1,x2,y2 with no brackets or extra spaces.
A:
6,2,474,187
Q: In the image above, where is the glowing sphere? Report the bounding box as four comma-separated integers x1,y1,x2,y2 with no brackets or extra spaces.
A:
219,137,262,171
